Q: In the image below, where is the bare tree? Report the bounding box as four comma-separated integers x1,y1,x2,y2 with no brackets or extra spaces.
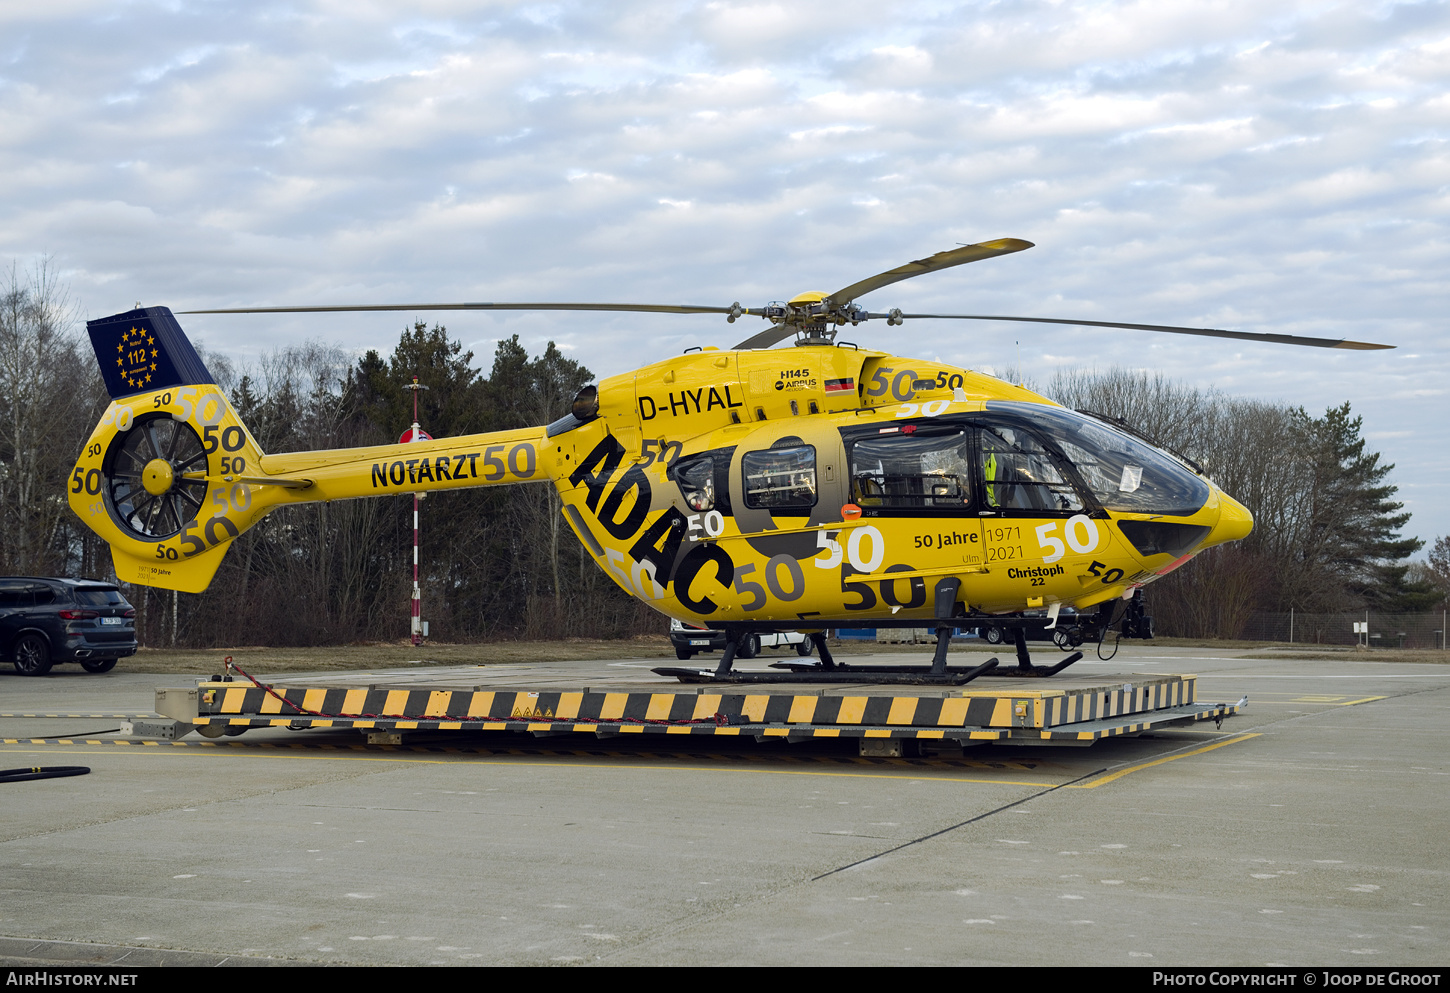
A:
0,260,108,576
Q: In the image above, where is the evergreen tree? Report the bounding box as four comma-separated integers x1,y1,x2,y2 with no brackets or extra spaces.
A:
1294,402,1421,610
347,321,487,440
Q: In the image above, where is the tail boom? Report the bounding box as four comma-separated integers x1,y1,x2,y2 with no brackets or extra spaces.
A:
73,306,554,593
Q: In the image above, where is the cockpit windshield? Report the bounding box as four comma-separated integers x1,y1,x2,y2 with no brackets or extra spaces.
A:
986,402,1210,517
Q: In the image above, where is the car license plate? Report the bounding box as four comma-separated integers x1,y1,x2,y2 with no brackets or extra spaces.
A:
100,617,124,625
689,639,711,646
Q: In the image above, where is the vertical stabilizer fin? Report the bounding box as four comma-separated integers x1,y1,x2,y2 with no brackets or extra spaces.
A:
88,307,216,400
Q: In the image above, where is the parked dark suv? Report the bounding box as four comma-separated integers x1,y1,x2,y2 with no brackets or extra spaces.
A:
0,578,137,676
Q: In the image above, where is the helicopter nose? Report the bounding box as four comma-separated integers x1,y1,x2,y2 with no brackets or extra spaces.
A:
1209,491,1254,546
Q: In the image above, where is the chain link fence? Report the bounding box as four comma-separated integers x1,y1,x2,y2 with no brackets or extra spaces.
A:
1239,611,1450,649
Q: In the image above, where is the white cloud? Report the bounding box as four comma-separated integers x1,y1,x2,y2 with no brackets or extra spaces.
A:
0,0,1446,543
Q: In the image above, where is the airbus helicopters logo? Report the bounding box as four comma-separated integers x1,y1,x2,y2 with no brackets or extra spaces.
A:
776,367,816,392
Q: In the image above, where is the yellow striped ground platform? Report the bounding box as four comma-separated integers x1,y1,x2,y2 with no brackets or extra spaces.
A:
191,674,1231,742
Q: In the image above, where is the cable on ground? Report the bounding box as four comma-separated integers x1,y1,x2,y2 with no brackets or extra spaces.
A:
4,729,123,739
0,766,90,783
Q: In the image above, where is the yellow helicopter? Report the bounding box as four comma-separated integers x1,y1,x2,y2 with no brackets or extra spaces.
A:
69,238,1391,684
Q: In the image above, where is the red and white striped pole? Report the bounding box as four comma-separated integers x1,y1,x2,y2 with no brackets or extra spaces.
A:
411,490,421,646
402,377,430,647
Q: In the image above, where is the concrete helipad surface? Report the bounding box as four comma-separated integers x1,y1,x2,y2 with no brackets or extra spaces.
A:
1,645,1446,967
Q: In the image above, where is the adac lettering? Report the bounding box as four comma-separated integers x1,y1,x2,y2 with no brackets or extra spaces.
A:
674,542,733,614
637,385,744,421
569,436,627,510
569,435,735,612
597,463,651,539
629,507,688,581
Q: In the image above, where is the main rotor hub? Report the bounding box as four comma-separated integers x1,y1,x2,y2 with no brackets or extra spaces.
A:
766,291,850,344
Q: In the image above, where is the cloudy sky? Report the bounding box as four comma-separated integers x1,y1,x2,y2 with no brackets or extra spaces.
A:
4,0,1447,549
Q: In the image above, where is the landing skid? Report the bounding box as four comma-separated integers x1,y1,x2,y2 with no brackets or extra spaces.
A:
655,654,1001,686
653,625,1083,686
994,627,1084,677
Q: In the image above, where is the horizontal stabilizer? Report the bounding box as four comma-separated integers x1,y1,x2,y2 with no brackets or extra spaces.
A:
111,538,232,594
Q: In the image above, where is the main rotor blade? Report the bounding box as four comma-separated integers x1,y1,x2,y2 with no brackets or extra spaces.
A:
181,302,738,317
733,324,798,350
897,314,1394,350
827,239,1034,305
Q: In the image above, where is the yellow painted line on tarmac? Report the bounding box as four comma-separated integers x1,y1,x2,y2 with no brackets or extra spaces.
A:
9,729,1263,789
1070,733,1262,788
0,740,1059,787
1285,695,1386,706
0,713,138,718
1,737,1044,769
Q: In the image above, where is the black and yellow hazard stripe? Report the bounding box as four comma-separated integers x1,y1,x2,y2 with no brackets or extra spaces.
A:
1034,675,1196,728
193,673,1215,741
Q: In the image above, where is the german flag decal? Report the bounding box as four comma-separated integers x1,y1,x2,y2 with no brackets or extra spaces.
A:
824,377,855,393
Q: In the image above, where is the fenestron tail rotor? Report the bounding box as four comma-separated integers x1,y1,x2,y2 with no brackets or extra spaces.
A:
179,237,1394,351
105,414,210,540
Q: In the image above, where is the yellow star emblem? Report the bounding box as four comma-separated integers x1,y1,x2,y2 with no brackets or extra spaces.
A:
147,335,154,345
117,342,123,353
152,349,158,358
150,362,157,371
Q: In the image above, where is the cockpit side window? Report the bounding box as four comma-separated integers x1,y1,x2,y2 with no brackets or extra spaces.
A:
978,424,1086,513
849,429,972,511
742,445,817,511
671,446,735,516
675,455,718,512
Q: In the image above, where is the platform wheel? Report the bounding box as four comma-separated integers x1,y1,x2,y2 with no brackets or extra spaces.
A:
196,723,227,739
81,658,118,673
982,626,1003,645
1053,629,1071,650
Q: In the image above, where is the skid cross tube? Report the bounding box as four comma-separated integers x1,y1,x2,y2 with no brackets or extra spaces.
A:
659,608,1081,684
653,656,1000,685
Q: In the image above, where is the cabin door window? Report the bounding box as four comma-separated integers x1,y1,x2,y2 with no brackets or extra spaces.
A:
741,445,817,511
